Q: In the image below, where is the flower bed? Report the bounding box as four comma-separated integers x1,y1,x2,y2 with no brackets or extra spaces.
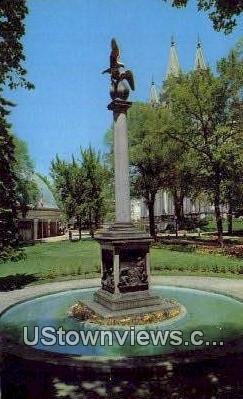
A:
68,302,181,326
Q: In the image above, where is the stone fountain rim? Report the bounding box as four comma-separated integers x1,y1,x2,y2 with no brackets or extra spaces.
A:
1,276,243,317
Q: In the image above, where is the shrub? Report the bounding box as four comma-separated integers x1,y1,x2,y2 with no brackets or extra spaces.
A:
170,244,196,253
226,246,243,258
165,223,176,233
0,247,26,263
198,219,209,229
0,274,39,291
152,242,196,253
182,217,209,231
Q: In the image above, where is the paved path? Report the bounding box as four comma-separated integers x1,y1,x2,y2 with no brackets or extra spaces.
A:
38,231,92,243
1,276,243,315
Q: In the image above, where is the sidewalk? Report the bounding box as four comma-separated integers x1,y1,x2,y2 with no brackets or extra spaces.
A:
37,231,92,243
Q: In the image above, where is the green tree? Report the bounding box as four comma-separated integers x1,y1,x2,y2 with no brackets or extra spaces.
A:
223,160,243,235
79,146,109,237
164,0,242,33
13,135,39,217
103,129,116,222
0,115,18,252
165,43,243,244
127,103,177,238
51,147,110,239
163,141,200,229
51,156,79,221
218,41,243,235
0,0,33,257
105,103,198,237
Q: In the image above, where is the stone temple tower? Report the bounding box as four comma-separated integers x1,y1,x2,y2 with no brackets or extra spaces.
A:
149,36,207,106
165,36,181,79
194,37,207,70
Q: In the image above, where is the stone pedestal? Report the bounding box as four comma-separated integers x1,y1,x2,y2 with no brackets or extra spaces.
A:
97,225,151,295
83,223,170,318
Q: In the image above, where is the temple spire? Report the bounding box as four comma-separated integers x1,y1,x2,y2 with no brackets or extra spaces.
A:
149,77,159,106
194,37,207,70
165,36,181,79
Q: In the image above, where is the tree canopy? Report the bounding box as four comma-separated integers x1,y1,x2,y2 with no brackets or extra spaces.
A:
0,0,33,90
128,103,169,238
0,0,33,258
126,102,200,237
164,41,243,243
13,135,39,217
51,147,111,238
165,0,243,33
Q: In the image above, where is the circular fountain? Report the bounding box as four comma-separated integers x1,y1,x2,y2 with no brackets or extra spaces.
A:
1,285,243,364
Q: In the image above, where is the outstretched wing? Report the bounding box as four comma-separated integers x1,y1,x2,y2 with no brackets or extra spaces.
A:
111,38,119,53
102,67,111,74
125,70,135,91
110,38,120,67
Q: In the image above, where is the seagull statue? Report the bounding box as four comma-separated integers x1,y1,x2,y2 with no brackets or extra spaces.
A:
102,38,135,94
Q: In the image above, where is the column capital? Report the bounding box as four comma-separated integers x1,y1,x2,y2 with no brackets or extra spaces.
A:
108,99,132,114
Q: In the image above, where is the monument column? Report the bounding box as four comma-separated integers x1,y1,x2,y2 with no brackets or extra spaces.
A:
89,38,163,316
82,38,181,319
110,102,132,224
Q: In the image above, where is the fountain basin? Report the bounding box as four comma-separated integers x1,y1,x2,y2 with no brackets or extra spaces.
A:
1,285,243,364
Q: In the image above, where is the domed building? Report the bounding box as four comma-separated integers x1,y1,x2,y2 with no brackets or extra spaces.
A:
17,174,62,243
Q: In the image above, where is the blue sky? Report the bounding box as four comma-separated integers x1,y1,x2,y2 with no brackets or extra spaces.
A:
6,0,242,175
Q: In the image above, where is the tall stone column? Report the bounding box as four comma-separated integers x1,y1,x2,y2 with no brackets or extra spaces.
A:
109,101,132,224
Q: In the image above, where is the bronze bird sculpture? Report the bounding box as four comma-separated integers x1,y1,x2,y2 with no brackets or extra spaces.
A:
102,38,135,96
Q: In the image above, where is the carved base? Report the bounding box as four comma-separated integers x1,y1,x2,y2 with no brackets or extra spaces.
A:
95,223,152,295
83,288,181,319
95,222,151,241
90,222,164,317
94,289,162,311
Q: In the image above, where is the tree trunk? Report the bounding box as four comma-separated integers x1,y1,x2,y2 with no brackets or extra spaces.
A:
214,191,223,246
214,168,223,246
175,216,179,238
173,192,184,229
147,193,156,240
227,204,233,236
77,216,82,240
94,212,101,229
89,211,94,238
79,227,82,240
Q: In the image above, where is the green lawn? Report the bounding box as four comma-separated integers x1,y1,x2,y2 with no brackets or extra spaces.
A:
1,240,243,283
202,218,243,233
151,247,243,275
0,240,101,279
